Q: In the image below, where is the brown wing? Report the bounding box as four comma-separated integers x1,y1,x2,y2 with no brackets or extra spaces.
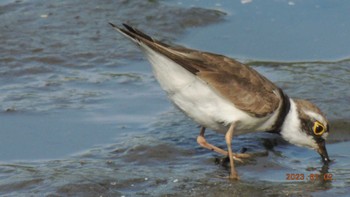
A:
111,23,282,117
181,51,282,117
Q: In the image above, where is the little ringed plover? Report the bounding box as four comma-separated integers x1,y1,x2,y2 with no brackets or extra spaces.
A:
110,23,330,180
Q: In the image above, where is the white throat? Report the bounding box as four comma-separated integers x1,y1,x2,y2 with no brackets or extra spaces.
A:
280,99,317,149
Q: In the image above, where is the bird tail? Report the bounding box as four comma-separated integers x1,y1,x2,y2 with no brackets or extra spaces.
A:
109,22,154,45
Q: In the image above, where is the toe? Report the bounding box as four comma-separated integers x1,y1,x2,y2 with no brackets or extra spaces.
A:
236,153,251,158
232,155,244,163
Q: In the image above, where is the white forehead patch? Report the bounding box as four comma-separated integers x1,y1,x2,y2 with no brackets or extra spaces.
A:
303,110,327,126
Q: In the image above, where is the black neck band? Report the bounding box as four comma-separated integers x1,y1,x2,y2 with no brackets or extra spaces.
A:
268,89,291,134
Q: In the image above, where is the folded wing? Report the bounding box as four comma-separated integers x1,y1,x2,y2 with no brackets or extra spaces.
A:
110,23,282,117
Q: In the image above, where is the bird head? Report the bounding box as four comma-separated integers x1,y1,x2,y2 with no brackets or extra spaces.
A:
281,99,330,164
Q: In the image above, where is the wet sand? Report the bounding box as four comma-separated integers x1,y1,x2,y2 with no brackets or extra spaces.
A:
1,0,350,196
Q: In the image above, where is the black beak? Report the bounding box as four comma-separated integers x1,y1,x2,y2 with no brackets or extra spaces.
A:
317,140,330,164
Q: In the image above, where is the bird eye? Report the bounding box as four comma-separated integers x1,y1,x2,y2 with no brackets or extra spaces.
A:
313,121,325,136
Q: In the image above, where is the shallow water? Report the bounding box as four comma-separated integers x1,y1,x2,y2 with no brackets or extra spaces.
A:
1,0,350,196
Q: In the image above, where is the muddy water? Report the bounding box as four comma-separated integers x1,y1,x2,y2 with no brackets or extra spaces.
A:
1,0,350,196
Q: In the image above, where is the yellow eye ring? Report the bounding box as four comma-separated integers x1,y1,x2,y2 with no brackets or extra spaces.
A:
313,121,325,136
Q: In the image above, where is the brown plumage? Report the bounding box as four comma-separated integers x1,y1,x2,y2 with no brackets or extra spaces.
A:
110,23,331,180
113,23,283,118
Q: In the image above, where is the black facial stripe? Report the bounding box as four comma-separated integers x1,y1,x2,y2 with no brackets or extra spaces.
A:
300,118,313,136
302,118,329,143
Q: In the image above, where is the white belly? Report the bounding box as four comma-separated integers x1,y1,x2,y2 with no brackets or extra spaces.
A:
142,45,275,135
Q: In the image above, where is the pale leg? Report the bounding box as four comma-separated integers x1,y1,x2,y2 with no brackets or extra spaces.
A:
225,123,239,180
197,127,227,155
196,126,250,162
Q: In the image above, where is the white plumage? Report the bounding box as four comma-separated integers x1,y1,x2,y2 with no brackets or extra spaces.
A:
110,23,331,179
142,43,280,135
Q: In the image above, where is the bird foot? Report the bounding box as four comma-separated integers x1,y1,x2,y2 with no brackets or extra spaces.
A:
216,153,252,165
232,153,251,163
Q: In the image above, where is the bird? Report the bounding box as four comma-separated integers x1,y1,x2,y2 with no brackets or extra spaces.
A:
109,23,330,180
